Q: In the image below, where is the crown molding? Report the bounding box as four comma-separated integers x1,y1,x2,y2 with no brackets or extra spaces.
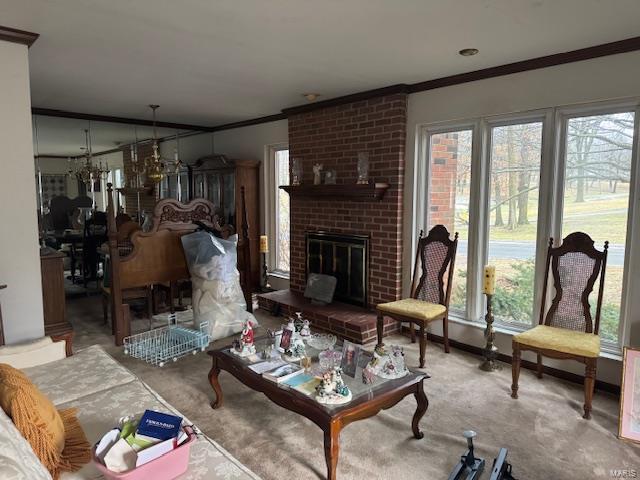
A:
31,35,640,133
0,25,39,47
31,107,215,132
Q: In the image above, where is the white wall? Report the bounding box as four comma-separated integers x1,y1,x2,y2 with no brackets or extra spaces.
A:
404,51,640,385
213,121,290,289
0,41,44,344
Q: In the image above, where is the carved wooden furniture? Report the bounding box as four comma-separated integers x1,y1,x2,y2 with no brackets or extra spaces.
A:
0,284,6,346
106,185,252,345
40,251,72,337
376,225,458,368
189,154,260,288
511,232,608,419
208,340,428,480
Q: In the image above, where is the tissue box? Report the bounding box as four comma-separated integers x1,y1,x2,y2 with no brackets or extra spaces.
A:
92,426,195,480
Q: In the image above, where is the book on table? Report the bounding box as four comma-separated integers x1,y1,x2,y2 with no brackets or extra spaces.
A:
281,373,321,395
263,363,304,383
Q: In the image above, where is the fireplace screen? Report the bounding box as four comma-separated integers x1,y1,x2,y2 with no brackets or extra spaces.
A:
306,232,369,307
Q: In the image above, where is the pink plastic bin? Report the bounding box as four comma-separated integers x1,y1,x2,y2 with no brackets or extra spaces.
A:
92,427,196,480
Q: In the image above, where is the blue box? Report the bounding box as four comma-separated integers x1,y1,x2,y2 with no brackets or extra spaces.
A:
136,410,183,442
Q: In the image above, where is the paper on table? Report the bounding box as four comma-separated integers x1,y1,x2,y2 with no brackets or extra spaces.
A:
248,359,287,374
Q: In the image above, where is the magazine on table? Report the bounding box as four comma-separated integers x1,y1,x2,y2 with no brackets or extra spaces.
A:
263,363,304,383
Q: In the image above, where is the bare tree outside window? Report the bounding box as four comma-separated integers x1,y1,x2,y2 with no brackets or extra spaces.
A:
488,122,543,326
562,112,634,342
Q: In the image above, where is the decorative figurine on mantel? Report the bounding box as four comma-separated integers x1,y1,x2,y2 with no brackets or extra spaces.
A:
480,265,501,371
357,152,369,185
324,169,336,184
313,163,323,185
291,158,302,186
315,367,352,405
231,320,256,357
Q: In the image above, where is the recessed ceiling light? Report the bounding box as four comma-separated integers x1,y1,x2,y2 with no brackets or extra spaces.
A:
303,93,320,102
459,48,479,57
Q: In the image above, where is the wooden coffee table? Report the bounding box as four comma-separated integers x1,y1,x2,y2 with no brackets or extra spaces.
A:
207,339,429,479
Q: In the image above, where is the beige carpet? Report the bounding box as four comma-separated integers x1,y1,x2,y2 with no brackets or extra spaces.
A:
69,296,639,479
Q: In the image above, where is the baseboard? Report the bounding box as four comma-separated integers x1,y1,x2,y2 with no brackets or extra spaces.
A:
399,325,620,396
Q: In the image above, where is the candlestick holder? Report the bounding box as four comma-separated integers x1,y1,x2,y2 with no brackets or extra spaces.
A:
480,294,501,371
261,252,270,292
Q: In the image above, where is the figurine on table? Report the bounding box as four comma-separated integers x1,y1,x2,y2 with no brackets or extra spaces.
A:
300,319,311,338
315,367,352,405
231,320,257,357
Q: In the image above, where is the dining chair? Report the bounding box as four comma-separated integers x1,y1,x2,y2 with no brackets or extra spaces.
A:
376,225,458,368
511,232,608,419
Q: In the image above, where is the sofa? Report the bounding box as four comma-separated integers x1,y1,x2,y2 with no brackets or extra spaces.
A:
0,340,260,480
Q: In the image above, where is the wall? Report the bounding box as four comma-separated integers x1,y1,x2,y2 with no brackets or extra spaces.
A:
287,94,407,308
0,41,44,344
212,121,289,289
404,50,640,384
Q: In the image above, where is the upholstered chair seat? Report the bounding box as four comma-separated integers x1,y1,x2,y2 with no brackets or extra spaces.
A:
514,325,600,358
377,299,447,322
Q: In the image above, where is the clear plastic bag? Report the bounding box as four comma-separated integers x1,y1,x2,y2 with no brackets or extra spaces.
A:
181,232,256,341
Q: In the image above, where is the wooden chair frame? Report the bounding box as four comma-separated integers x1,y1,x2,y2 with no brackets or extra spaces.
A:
511,232,609,419
376,225,458,368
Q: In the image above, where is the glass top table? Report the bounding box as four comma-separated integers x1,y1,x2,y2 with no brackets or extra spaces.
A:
207,335,429,480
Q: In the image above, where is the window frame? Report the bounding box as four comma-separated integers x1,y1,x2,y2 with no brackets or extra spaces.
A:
415,97,640,355
553,100,640,352
265,143,290,277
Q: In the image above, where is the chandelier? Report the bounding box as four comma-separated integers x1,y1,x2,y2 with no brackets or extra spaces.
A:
74,127,109,186
131,105,182,185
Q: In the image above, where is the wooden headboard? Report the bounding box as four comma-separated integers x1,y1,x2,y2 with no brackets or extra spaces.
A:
105,184,252,345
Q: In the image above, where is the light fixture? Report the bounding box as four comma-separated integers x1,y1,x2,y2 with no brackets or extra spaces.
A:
74,125,109,187
303,93,320,102
459,48,479,57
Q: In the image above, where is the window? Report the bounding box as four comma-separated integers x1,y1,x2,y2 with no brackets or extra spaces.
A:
487,122,543,327
427,129,473,314
560,111,635,342
274,148,290,273
418,100,640,352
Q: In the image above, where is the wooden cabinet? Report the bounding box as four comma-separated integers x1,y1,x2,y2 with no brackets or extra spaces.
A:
40,251,71,336
189,155,260,289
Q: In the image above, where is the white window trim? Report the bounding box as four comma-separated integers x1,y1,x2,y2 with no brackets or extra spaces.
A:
415,96,640,357
265,143,289,277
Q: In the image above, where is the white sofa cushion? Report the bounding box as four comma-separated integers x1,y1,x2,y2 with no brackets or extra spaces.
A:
23,345,136,405
57,381,259,480
0,408,52,480
0,337,66,369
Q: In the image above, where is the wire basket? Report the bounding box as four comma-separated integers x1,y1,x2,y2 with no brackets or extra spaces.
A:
123,315,210,367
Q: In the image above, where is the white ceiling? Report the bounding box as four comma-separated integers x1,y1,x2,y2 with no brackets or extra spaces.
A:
2,0,640,126
33,115,192,157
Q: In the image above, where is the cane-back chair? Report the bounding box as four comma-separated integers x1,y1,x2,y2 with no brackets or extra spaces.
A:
511,232,608,419
376,225,458,368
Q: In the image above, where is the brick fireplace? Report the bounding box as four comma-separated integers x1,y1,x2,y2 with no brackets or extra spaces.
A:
259,93,407,344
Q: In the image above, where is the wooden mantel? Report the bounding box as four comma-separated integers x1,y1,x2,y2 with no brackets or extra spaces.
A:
280,182,389,201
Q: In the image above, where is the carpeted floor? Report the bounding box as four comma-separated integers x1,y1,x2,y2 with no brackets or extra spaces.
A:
68,295,639,479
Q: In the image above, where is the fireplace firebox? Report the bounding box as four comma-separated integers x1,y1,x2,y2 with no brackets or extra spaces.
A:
306,231,369,307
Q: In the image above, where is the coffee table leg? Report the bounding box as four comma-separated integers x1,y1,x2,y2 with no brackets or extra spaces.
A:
412,379,428,439
208,358,223,409
324,422,340,480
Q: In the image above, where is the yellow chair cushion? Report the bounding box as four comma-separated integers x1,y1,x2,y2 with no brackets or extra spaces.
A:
514,325,600,358
377,298,446,322
0,364,91,479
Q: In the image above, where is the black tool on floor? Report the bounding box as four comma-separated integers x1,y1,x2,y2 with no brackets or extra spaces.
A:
448,430,485,480
489,448,517,480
